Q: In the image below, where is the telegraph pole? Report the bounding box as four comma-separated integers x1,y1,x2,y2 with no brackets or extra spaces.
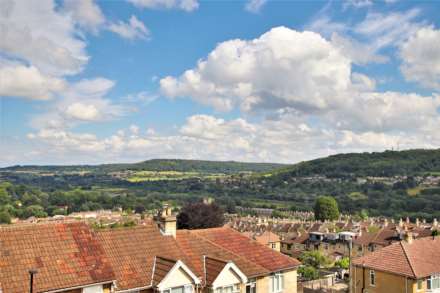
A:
349,239,353,293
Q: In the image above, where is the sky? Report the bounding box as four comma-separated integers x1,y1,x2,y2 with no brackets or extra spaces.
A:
1,0,440,166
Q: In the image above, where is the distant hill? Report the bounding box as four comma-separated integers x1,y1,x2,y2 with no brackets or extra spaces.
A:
273,149,440,178
2,159,288,175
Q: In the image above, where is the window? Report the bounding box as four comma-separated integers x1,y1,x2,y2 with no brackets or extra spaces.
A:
369,270,375,286
246,278,256,293
270,273,283,293
216,284,240,293
271,243,276,249
428,274,440,290
163,285,193,293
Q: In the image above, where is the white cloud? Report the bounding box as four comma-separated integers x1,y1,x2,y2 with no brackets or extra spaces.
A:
343,0,373,10
65,103,100,121
32,78,129,129
128,0,199,11
160,27,352,113
0,65,65,100
19,109,440,166
354,8,424,50
245,0,267,13
0,0,88,76
108,15,150,40
330,33,388,65
62,0,105,34
400,26,440,90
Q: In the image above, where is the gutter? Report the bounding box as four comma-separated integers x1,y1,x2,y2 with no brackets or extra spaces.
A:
44,280,116,293
116,285,153,293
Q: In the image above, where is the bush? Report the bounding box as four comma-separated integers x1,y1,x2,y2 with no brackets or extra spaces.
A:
0,211,11,224
299,266,319,281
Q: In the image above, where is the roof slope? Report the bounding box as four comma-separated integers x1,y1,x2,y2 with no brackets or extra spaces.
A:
152,256,177,286
176,230,269,281
0,222,115,293
96,221,183,291
190,227,300,272
353,236,440,278
204,257,228,285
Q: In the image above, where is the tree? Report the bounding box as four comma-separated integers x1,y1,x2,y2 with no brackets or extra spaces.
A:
335,257,350,269
0,211,11,224
298,265,319,281
299,251,331,269
177,201,225,229
314,196,340,221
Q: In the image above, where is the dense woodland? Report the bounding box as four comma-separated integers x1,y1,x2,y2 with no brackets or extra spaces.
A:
1,149,440,223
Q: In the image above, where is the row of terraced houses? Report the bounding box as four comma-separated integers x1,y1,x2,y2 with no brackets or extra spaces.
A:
0,206,300,293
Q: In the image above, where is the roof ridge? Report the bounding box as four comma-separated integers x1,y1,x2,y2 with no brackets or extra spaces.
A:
400,241,417,278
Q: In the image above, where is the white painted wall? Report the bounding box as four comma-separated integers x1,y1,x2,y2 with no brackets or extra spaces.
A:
213,268,241,288
159,267,194,291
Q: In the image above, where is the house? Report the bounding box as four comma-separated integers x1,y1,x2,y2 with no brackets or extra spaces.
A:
0,206,300,293
241,230,281,251
0,222,116,293
351,234,440,293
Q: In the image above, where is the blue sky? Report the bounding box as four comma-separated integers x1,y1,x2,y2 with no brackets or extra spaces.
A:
1,0,440,166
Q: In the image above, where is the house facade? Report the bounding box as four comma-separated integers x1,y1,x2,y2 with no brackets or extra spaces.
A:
351,235,440,293
0,206,300,293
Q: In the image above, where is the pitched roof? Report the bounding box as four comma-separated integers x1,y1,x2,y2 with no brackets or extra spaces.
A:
0,222,115,293
204,256,228,285
96,221,184,291
152,256,177,286
176,229,269,281
352,231,378,246
353,236,440,278
189,227,300,272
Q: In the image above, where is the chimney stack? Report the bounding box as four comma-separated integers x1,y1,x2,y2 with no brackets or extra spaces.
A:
154,204,176,238
404,232,414,244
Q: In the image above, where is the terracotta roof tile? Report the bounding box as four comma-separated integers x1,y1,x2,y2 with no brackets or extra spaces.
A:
176,230,269,281
204,257,227,285
0,222,115,293
96,221,183,291
353,236,440,278
152,256,177,286
190,227,300,272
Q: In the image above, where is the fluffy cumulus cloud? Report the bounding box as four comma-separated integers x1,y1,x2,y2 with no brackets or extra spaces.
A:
128,0,199,12
0,0,88,76
0,65,65,100
161,27,352,113
31,78,129,130
62,0,106,34
19,109,440,166
400,26,440,90
108,15,150,40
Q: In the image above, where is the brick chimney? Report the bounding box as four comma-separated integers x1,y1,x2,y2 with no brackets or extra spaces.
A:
154,204,176,238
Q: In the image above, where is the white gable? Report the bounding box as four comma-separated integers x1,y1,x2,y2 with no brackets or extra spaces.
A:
157,260,200,291
212,263,247,288
158,267,194,290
